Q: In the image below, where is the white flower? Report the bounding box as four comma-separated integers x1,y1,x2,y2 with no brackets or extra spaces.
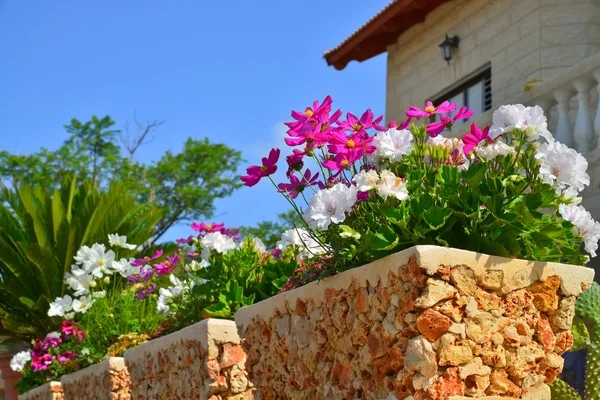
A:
536,141,589,193
157,293,171,316
111,258,137,277
489,104,554,143
10,351,31,372
85,243,115,277
74,245,93,265
72,295,94,314
64,312,75,320
92,290,106,299
476,140,517,161
45,331,61,339
371,128,414,162
252,238,267,253
70,273,93,296
276,228,326,259
107,233,137,250
352,170,379,192
200,232,237,260
48,295,73,317
185,259,209,272
377,170,409,201
303,184,358,230
168,274,186,297
559,203,600,257
561,186,583,205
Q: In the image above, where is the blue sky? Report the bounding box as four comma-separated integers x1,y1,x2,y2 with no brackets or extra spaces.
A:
0,0,388,242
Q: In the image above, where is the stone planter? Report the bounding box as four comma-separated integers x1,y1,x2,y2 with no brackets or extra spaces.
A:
124,319,252,399
17,382,62,400
235,245,594,400
60,357,130,400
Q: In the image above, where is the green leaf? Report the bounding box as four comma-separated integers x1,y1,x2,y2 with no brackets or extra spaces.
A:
339,225,361,240
202,302,232,318
18,296,35,308
462,162,487,190
422,206,453,230
372,226,399,251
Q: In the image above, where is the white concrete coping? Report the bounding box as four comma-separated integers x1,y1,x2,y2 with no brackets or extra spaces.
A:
235,245,595,332
60,357,125,386
124,319,239,366
18,381,62,399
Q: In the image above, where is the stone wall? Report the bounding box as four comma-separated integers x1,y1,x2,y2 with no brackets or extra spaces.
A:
17,382,62,400
385,0,600,122
235,245,594,400
60,358,130,400
124,319,252,400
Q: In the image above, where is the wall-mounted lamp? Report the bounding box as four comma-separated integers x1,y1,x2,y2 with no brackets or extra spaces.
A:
439,34,460,64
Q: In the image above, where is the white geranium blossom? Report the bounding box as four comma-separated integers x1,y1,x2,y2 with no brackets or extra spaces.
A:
72,295,94,314
476,140,517,161
559,203,600,257
489,104,554,143
303,184,358,230
46,331,61,339
200,232,236,260
107,234,137,250
536,141,589,193
352,170,379,192
10,351,31,372
371,128,414,163
252,238,267,253
377,170,409,201
276,228,326,259
48,295,73,317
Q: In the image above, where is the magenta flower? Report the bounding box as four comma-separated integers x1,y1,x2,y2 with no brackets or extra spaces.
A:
131,250,163,267
286,149,305,177
155,254,179,275
426,106,474,137
43,336,62,349
176,235,195,245
322,150,363,171
271,249,282,259
406,101,456,119
462,123,492,155
327,131,374,155
191,222,225,234
285,96,336,132
58,351,77,363
31,354,55,372
286,118,335,148
135,284,157,300
338,109,384,134
241,148,280,187
278,169,323,199
127,266,154,285
221,228,240,239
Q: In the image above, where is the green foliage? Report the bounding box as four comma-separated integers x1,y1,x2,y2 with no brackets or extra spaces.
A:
240,210,303,249
551,379,583,400
158,239,297,334
0,115,243,242
0,176,164,341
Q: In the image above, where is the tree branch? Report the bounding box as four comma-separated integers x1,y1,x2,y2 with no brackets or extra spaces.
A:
121,112,167,162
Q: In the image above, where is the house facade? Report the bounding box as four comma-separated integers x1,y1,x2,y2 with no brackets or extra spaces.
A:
325,0,600,269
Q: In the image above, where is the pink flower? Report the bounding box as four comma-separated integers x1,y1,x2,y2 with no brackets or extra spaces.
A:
462,123,492,155
278,169,324,199
135,284,157,300
286,149,305,177
155,254,179,275
58,351,77,363
31,354,55,372
131,250,163,267
426,106,474,136
127,266,154,285
327,131,374,155
285,96,336,132
322,150,363,171
338,109,384,134
176,235,195,245
241,148,280,187
191,222,225,234
271,249,282,259
60,321,85,341
406,100,456,119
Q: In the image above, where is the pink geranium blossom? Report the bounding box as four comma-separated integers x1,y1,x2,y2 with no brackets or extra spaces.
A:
406,100,456,119
278,169,324,199
241,148,280,187
462,123,493,156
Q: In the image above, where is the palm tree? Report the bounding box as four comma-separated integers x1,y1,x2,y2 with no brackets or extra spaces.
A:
0,176,165,341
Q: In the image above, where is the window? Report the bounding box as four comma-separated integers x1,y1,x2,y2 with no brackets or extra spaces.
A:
432,65,492,120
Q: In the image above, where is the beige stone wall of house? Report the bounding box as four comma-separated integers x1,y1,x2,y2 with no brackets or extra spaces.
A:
385,0,600,123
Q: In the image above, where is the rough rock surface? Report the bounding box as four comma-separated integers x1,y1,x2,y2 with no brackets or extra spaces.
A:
60,358,130,400
235,245,594,400
18,382,63,400
124,319,252,400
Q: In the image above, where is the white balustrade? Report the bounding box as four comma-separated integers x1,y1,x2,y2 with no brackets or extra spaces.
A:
553,88,575,148
594,70,600,151
573,78,595,153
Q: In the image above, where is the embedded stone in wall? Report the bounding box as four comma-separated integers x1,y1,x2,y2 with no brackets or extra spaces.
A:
60,358,130,400
235,245,594,400
124,319,252,400
17,382,63,400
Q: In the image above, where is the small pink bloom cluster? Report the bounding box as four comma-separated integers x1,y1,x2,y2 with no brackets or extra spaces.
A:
29,321,84,372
